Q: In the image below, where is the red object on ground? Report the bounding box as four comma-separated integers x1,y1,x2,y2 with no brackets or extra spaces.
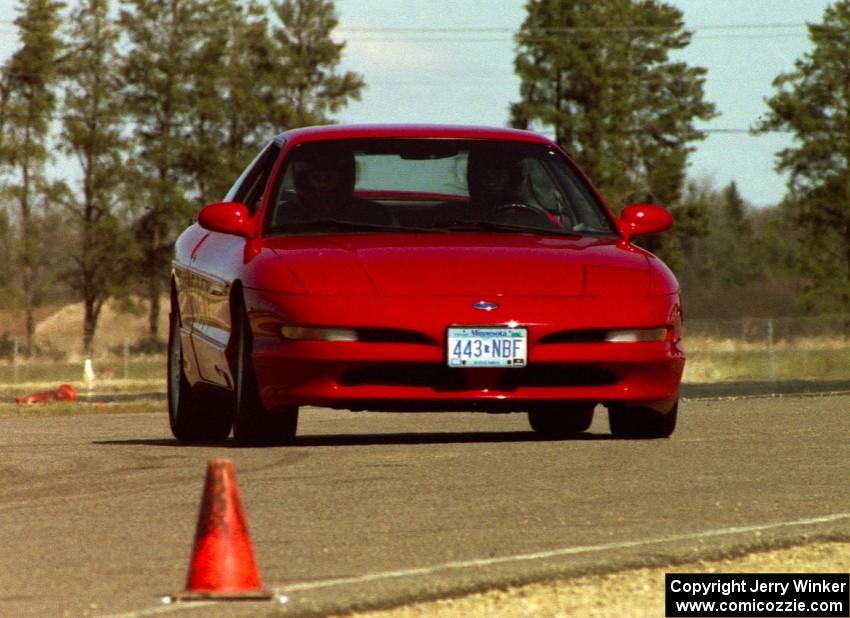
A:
16,384,77,404
176,459,272,600
55,384,77,401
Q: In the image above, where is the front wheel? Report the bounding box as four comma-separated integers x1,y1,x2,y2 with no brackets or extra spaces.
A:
527,404,594,436
167,308,233,442
608,401,678,439
232,306,299,446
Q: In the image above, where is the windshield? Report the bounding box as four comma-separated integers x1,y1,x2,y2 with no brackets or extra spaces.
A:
264,139,617,237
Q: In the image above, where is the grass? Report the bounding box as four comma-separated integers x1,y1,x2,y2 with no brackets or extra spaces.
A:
0,380,165,401
684,339,850,383
0,357,164,384
0,399,164,417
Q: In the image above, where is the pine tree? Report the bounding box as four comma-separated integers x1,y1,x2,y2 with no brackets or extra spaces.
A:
753,1,850,314
119,0,203,342
0,209,14,306
176,0,232,206
700,181,755,288
220,2,277,183
720,182,750,235
0,0,64,355
269,0,365,128
61,0,134,354
511,0,716,208
654,176,710,274
179,0,274,204
717,182,754,286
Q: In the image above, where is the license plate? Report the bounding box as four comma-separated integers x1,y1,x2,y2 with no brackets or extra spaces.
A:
447,327,527,368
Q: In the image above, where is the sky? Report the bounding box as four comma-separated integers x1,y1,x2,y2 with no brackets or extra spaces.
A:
0,0,837,208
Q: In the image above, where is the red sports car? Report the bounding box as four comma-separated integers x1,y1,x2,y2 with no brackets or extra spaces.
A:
169,124,684,444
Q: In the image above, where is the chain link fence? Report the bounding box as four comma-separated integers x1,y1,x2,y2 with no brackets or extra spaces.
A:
684,316,850,383
0,334,164,397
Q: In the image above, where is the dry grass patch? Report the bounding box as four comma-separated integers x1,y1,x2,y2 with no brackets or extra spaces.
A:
32,296,169,360
684,345,850,382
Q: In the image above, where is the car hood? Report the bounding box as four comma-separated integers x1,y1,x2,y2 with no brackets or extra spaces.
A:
262,233,656,297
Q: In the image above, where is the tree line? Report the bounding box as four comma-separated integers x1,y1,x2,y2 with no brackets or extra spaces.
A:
2,0,849,357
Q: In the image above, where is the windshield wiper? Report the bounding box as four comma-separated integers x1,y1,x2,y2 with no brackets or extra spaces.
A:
267,218,590,236
434,219,583,237
267,219,445,234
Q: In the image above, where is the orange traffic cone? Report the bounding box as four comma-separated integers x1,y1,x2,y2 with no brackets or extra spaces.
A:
175,459,272,600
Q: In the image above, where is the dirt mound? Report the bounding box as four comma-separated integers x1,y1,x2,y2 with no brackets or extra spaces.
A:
34,297,169,360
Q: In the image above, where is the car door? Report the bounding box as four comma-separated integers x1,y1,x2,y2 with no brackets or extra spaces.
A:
189,141,282,388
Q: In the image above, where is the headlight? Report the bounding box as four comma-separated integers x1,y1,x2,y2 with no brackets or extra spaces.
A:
604,328,667,342
280,326,358,341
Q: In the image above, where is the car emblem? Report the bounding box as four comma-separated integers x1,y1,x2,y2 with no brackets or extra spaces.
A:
472,301,499,312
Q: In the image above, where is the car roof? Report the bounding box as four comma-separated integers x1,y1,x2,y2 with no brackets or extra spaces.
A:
275,124,555,147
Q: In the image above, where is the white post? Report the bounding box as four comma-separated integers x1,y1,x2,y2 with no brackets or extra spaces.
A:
767,318,776,382
84,359,95,390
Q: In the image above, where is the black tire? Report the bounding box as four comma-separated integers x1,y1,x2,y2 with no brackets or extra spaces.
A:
232,306,299,446
608,401,678,439
527,404,594,435
167,307,233,442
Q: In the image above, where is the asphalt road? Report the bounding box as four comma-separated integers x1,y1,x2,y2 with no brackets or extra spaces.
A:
1,395,849,617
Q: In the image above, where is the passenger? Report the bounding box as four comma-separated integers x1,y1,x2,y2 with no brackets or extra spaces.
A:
466,148,526,208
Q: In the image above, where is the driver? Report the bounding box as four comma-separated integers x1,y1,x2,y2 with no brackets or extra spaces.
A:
465,148,561,229
293,147,356,214
280,145,392,225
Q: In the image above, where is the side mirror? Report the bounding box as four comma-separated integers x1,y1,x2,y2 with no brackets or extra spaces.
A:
617,203,673,241
198,202,253,238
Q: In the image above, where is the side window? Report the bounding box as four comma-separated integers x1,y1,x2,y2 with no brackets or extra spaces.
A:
265,155,301,230
223,141,282,213
525,158,562,214
546,155,616,233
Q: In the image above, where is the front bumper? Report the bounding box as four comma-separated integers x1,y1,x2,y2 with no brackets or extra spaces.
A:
245,290,684,413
